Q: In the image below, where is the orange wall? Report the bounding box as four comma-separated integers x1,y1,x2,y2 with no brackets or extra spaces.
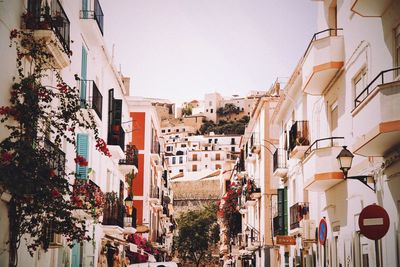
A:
133,200,143,225
131,112,146,150
133,153,144,196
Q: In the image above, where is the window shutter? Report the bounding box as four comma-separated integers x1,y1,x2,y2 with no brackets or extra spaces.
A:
80,46,88,107
76,133,89,179
82,0,89,19
283,187,288,235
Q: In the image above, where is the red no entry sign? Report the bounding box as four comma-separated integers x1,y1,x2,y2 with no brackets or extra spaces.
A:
359,204,390,240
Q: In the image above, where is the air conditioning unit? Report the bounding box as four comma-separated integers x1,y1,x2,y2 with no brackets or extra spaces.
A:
301,219,316,240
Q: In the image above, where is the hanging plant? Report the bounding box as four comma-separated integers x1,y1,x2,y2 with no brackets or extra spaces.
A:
218,183,242,239
0,29,111,267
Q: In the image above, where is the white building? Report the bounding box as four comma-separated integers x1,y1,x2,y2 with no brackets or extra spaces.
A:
270,1,400,266
0,1,139,266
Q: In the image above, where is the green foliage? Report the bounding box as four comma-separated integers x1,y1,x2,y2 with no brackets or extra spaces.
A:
199,115,250,135
174,203,220,267
216,103,241,116
181,106,192,116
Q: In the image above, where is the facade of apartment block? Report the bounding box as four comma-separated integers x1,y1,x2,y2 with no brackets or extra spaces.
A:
270,1,400,267
0,0,142,266
127,97,174,257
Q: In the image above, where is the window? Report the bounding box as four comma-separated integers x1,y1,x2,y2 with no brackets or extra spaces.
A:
179,156,183,164
396,24,400,76
205,154,208,158
162,129,165,133
215,164,221,169
206,109,208,112
231,146,235,152
210,109,213,113
192,165,197,171
208,139,212,144
354,68,367,106
172,157,176,164
181,144,186,148
167,146,172,152
176,129,179,132
192,154,197,161
179,169,183,173
183,128,185,131
214,139,218,144
216,153,220,160
168,129,171,132
209,101,212,106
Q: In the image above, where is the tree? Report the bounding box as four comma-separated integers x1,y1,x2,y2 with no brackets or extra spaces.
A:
181,106,192,116
0,30,110,267
174,204,220,267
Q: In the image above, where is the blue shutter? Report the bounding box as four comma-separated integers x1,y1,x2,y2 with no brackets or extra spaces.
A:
80,46,88,107
76,133,89,179
71,241,81,267
82,0,89,19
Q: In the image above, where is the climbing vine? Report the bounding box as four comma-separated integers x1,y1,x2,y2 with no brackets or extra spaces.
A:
0,30,109,267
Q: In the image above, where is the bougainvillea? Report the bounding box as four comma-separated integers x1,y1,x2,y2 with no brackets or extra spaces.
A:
126,233,160,263
71,179,105,218
0,29,110,267
218,183,242,238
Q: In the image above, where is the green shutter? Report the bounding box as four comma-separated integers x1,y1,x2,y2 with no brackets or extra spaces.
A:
76,133,89,179
283,187,288,235
80,46,88,107
277,188,284,235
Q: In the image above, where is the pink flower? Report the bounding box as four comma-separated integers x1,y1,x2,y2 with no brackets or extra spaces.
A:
51,188,61,198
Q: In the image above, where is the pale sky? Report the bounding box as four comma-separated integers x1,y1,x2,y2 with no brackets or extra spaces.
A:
102,1,317,105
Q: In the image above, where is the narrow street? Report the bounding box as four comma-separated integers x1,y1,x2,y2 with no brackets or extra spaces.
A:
0,1,399,267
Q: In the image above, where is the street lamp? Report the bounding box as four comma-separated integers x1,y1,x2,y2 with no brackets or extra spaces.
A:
336,146,375,192
124,195,133,208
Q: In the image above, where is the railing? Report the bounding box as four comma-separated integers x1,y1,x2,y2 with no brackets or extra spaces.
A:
108,126,125,151
354,66,400,108
290,202,309,230
44,139,65,175
273,148,287,173
303,28,343,59
273,215,285,236
102,197,125,228
80,80,103,120
25,0,70,52
288,121,310,153
150,187,160,199
303,137,344,159
119,144,138,167
80,0,104,35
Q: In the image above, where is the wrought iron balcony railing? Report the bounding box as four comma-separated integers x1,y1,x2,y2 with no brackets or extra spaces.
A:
289,202,309,230
80,0,104,35
303,137,344,159
273,148,287,173
25,0,70,52
354,66,400,108
288,121,310,153
80,80,103,120
119,144,138,167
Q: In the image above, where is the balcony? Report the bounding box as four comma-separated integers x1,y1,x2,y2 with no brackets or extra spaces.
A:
119,145,138,176
351,0,393,17
273,148,288,178
108,125,125,155
289,202,309,230
80,0,104,45
80,80,103,120
24,0,71,69
303,137,345,191
102,194,125,233
273,215,285,237
288,121,310,159
302,29,344,95
352,67,400,156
